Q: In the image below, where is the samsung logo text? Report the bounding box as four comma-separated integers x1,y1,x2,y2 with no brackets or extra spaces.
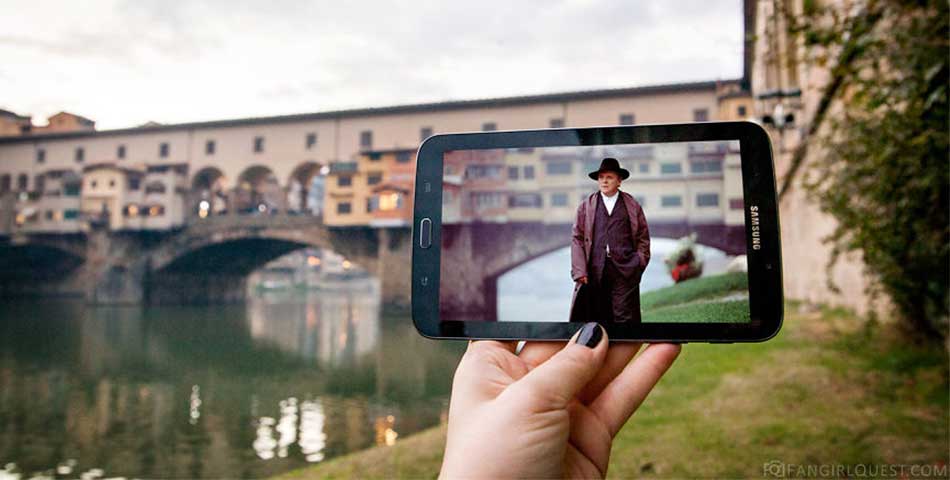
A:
750,206,762,250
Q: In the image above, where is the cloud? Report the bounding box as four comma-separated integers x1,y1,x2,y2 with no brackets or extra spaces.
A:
0,0,743,129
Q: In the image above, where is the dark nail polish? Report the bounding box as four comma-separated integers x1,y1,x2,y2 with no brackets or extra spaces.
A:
575,322,603,348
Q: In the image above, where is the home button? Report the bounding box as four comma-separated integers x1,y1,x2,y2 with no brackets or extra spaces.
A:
419,218,432,248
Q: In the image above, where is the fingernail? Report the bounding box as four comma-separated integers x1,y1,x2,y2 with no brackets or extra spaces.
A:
575,322,603,348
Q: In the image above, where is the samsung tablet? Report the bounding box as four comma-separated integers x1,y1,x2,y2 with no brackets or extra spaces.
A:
411,122,782,342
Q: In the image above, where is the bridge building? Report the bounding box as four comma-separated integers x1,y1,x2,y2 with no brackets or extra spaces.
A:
0,80,752,306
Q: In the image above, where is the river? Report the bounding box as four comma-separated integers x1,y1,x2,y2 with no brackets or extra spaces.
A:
0,238,733,479
0,283,463,479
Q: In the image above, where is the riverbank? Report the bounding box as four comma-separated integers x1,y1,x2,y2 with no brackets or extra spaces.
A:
276,302,949,479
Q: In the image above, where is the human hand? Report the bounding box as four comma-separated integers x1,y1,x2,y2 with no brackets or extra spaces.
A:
578,276,588,284
440,323,681,479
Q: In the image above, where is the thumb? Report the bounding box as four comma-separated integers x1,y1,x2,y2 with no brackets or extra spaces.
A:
509,322,608,409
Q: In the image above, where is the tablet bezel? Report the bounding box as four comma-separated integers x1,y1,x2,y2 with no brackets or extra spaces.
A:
411,121,783,342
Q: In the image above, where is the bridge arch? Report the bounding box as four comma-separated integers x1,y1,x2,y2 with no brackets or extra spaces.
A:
287,161,326,215
191,166,230,217
0,242,85,283
235,165,283,214
146,222,386,304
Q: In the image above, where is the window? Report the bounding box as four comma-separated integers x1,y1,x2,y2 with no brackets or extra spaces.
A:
472,192,503,208
396,151,412,163
64,209,80,220
661,195,682,207
619,113,635,125
482,122,497,131
45,210,53,220
690,160,723,174
64,183,80,196
0,175,9,193
159,143,169,158
17,174,28,191
638,163,649,174
337,176,352,187
117,145,126,159
306,132,317,149
90,180,97,190
108,179,116,188
148,205,165,217
549,118,565,128
367,173,383,185
124,205,139,217
146,182,167,194
36,149,45,164
737,105,747,117
367,197,378,213
696,193,720,207
420,127,433,142
337,202,352,214
360,130,373,149
635,196,646,206
551,192,569,207
660,163,682,174
465,165,502,179
507,166,519,180
34,175,44,193
129,177,141,190
75,147,84,163
254,136,265,153
508,193,542,208
729,198,744,210
524,165,535,179
693,108,709,122
379,192,402,211
206,140,216,155
627,146,654,159
368,152,382,161
546,162,572,175
583,159,601,174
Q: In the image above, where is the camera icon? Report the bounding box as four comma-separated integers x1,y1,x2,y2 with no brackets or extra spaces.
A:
763,460,785,478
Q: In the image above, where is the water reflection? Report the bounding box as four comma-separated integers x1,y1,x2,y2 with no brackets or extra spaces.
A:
248,284,380,366
0,279,464,479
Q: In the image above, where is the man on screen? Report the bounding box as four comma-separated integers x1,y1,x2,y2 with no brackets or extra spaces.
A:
569,157,651,323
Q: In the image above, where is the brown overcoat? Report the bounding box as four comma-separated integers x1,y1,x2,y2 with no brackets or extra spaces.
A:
569,190,650,320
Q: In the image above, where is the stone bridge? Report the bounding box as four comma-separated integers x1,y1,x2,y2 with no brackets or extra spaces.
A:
0,215,412,307
439,220,745,321
0,214,740,312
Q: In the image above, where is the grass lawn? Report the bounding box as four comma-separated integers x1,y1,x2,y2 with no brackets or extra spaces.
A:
641,271,750,323
641,298,750,324
276,303,949,479
641,271,748,311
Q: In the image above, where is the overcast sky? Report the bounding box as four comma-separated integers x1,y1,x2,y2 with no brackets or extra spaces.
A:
0,1,744,130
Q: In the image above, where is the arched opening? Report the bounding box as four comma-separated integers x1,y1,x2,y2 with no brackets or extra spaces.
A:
287,162,327,216
191,167,229,217
235,166,283,215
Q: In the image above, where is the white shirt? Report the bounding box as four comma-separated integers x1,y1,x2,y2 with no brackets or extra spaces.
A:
601,190,619,216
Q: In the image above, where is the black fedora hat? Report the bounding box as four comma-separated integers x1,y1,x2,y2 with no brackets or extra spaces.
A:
588,157,629,180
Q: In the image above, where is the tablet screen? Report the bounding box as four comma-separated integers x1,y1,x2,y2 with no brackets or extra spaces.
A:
438,140,751,324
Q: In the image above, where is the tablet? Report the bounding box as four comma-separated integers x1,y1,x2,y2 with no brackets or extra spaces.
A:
412,122,783,342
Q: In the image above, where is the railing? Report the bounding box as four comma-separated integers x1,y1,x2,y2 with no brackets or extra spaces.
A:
184,212,326,234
